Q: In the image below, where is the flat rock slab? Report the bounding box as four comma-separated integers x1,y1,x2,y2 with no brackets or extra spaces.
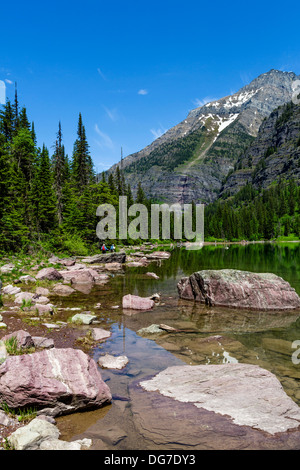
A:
2,284,22,295
130,379,300,450
82,252,126,264
145,251,171,259
177,269,300,310
92,328,112,341
0,348,112,416
71,313,98,325
140,363,300,435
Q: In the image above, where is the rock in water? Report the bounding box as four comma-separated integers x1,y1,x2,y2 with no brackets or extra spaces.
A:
177,269,300,310
0,348,111,416
140,363,300,435
122,294,155,310
81,252,126,264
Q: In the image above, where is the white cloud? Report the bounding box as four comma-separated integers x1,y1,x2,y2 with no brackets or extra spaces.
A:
0,80,6,104
150,126,167,140
193,96,217,107
94,124,114,149
138,89,148,95
97,67,107,80
103,106,118,122
5,79,13,85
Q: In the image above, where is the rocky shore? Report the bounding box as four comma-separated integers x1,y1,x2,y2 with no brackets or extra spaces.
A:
1,246,300,450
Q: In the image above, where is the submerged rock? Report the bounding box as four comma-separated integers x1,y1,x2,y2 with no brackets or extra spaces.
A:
98,353,129,370
91,328,112,341
177,269,300,310
140,363,300,435
137,324,165,336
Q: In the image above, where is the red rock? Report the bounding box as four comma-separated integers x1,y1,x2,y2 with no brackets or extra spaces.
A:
0,348,112,416
36,268,63,281
122,294,155,310
2,330,34,349
177,269,300,310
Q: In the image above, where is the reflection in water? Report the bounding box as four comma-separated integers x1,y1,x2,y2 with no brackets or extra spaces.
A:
57,243,300,449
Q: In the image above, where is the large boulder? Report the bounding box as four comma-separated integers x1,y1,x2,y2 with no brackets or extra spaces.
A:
36,268,63,281
81,252,126,264
0,348,111,416
177,269,300,310
122,294,155,310
140,363,300,435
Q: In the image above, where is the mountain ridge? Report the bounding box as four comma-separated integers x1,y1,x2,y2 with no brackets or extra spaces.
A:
107,69,299,204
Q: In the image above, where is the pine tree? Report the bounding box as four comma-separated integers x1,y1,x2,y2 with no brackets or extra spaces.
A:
136,181,146,204
0,99,14,143
52,122,65,225
35,145,58,233
71,113,94,191
13,83,20,134
0,134,29,251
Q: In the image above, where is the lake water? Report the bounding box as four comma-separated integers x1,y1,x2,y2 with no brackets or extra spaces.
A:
56,242,300,449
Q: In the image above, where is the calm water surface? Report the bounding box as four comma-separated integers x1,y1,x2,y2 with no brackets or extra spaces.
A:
56,243,300,449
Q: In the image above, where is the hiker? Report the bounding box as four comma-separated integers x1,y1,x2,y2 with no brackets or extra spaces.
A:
101,243,107,253
110,244,115,252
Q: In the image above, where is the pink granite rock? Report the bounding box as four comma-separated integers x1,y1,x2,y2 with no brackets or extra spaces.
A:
52,284,75,296
122,294,155,310
59,269,96,282
177,269,300,311
2,330,34,349
36,268,63,281
0,348,112,416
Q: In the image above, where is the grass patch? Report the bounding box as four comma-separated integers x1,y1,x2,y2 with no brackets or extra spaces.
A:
4,336,35,355
0,401,37,423
20,298,34,311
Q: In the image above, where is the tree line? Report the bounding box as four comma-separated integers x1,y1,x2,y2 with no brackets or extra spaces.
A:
1,92,299,255
205,179,300,241
0,91,148,255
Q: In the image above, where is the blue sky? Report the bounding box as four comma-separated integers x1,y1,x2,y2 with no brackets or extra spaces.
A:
1,0,300,174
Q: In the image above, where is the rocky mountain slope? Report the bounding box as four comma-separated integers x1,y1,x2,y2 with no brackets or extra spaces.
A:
220,100,300,198
108,70,299,204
